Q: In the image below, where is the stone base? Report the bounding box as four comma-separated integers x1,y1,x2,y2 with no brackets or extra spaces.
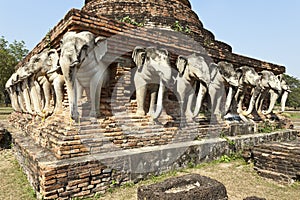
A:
137,174,227,200
10,125,298,199
253,138,300,183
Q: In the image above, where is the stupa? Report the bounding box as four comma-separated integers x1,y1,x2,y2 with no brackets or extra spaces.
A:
7,1,294,199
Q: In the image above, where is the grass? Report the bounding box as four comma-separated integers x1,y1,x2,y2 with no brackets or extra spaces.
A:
83,158,300,200
0,150,36,200
0,105,13,120
288,112,300,119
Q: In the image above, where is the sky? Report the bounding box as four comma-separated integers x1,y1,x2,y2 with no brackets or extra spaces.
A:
0,0,299,78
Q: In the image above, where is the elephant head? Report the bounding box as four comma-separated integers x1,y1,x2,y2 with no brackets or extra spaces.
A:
217,61,239,87
235,66,262,116
132,46,172,119
60,31,108,120
217,61,239,114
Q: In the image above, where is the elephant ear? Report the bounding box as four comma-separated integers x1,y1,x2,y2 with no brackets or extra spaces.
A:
277,74,283,82
46,50,59,68
176,56,188,76
132,46,146,72
46,50,62,75
94,36,108,63
77,44,89,66
209,63,220,82
235,68,244,84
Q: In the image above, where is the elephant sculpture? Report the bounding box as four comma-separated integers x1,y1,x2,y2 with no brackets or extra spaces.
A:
217,61,239,114
132,46,172,119
255,70,282,115
234,66,262,116
5,73,22,112
175,54,225,121
10,66,32,114
27,49,65,116
59,31,109,120
278,74,290,113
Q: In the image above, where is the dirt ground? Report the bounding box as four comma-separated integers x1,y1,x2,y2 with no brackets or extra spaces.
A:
99,160,300,200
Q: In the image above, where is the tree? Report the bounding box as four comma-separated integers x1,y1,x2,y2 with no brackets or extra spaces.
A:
283,74,300,109
0,36,28,104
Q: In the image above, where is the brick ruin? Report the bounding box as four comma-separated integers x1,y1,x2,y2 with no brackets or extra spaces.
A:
6,0,298,199
253,139,300,183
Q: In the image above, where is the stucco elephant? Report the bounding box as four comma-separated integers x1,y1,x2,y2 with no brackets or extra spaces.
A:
59,31,109,121
278,74,290,113
175,54,225,121
11,66,32,114
5,73,22,112
27,49,65,116
217,61,239,114
255,70,282,115
132,46,172,119
234,66,261,116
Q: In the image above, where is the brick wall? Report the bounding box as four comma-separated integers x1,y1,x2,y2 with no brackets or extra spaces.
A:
253,140,300,183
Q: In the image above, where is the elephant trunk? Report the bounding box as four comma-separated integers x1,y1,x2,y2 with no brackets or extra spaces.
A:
224,86,234,114
17,85,26,113
11,88,21,112
151,78,164,119
65,79,79,121
263,89,279,115
23,85,33,114
192,82,207,118
242,87,261,116
280,90,289,113
29,82,42,114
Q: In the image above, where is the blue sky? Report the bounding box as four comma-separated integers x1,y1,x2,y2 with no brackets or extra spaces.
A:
0,0,299,78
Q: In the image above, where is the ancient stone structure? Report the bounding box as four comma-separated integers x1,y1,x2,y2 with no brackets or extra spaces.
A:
253,139,300,183
5,0,296,199
137,174,228,200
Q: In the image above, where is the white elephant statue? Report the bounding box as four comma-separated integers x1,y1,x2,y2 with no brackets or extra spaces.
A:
59,31,109,121
175,54,225,121
27,49,65,116
255,70,282,115
278,74,291,113
132,46,172,119
5,73,22,112
11,66,32,114
234,66,262,116
217,61,239,114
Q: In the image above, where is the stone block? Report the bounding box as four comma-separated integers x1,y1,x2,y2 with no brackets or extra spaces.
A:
137,174,227,200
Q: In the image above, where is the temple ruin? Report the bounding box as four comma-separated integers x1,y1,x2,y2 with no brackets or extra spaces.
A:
5,1,297,199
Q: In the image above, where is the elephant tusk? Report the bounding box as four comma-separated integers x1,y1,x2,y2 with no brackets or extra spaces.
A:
192,82,206,119
151,78,164,119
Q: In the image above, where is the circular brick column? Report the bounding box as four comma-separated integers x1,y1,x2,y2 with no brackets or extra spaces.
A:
82,0,203,32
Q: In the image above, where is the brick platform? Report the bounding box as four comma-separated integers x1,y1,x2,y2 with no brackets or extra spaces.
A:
253,139,300,183
8,118,298,199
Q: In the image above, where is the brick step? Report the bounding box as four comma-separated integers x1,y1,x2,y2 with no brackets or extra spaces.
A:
253,139,300,182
